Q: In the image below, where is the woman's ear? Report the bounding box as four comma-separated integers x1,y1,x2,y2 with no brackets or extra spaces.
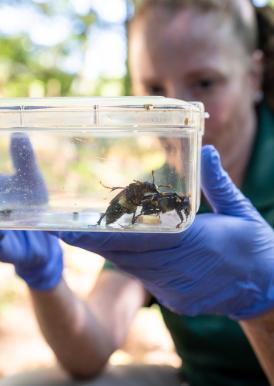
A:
250,49,264,102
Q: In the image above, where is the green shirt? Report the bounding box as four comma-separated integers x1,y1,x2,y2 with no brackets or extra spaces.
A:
104,103,274,386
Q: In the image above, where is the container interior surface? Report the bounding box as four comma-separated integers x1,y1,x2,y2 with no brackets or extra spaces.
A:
0,97,204,233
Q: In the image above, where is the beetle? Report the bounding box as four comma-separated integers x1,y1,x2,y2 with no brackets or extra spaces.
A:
97,172,170,226
135,192,191,228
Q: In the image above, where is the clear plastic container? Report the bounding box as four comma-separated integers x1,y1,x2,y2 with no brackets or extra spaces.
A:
0,96,205,233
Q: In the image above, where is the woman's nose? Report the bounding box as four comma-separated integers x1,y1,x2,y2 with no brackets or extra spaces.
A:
166,84,193,101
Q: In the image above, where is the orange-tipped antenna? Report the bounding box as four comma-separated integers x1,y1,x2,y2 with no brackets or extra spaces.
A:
152,170,155,184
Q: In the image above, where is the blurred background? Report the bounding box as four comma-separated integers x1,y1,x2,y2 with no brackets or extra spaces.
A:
0,0,135,99
0,0,270,99
0,0,273,379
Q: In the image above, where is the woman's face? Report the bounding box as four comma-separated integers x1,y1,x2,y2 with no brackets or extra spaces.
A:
129,7,262,173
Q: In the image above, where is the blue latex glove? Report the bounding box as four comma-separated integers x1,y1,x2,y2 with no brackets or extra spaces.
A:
57,146,274,320
0,230,63,290
0,134,63,291
0,132,48,207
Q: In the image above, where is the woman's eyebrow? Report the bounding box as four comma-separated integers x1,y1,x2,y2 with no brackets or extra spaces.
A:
184,68,226,80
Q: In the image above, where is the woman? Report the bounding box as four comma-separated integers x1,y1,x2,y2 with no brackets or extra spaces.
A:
100,2,274,385
1,1,274,386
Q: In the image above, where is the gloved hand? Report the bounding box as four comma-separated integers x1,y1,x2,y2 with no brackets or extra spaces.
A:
0,230,63,290
0,133,63,291
0,132,48,207
57,146,274,320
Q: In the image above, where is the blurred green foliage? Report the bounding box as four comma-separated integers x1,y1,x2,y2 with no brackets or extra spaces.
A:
0,0,271,99
0,0,134,97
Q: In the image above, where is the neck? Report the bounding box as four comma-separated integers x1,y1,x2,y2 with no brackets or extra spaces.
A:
225,109,257,187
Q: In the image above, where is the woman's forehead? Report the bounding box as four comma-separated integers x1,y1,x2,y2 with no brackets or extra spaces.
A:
133,7,245,54
129,8,248,77
130,0,257,52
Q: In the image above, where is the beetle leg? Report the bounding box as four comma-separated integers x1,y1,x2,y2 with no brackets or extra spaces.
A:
97,212,106,225
175,209,184,228
109,187,125,191
132,209,138,224
100,181,125,192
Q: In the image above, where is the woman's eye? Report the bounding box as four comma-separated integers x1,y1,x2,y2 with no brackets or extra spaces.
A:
197,78,215,89
146,85,165,95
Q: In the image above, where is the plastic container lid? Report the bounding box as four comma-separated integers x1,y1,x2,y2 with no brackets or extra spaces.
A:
0,96,206,132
